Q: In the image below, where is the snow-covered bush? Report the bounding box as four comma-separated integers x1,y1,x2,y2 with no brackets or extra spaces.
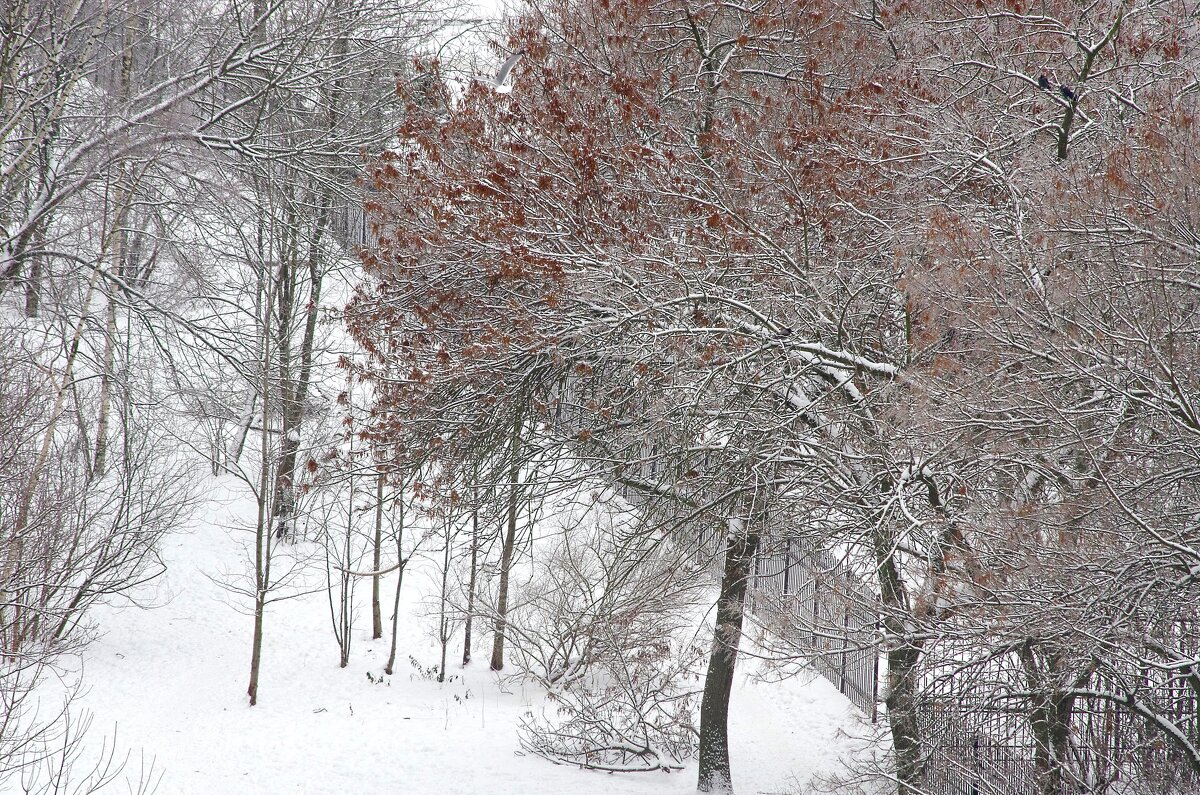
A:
493,501,708,772
495,503,703,688
518,632,704,773
0,344,194,657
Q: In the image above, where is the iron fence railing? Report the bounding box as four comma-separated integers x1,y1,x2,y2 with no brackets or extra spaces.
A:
750,538,880,720
916,659,1200,795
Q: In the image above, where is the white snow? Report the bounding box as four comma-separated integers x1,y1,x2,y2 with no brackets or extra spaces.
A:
30,477,875,795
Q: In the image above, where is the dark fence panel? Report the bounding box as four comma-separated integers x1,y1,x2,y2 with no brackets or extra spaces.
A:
917,658,1200,795
750,538,880,720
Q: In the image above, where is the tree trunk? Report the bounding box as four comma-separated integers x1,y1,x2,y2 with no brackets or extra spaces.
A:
270,203,326,541
384,484,407,676
270,249,299,541
462,486,479,667
490,414,523,672
337,475,353,668
248,435,271,705
247,375,272,706
267,90,329,546
248,218,274,706
22,227,41,317
372,468,384,640
1019,643,1079,795
248,585,266,705
230,393,257,468
885,642,924,795
697,522,759,794
93,10,142,479
873,513,926,795
438,519,451,682
92,292,118,477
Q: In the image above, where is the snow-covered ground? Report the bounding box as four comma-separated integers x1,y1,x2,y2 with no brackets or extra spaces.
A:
34,478,874,795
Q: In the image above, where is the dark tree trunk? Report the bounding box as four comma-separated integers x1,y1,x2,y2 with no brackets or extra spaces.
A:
372,468,384,640
248,407,271,706
885,641,924,794
490,415,523,671
873,514,927,795
270,199,326,542
248,302,273,706
697,525,759,793
23,238,40,317
1019,643,1080,795
248,584,265,705
92,294,118,477
438,523,451,682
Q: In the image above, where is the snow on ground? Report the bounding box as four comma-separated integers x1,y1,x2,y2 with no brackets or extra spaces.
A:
27,478,873,795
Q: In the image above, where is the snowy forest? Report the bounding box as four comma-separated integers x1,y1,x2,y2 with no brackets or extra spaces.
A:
2,1,1198,793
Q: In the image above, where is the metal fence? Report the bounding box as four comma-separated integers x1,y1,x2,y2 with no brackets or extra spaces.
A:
749,537,880,720
917,704,1039,795
916,658,1200,795
546,381,883,719
667,500,1198,795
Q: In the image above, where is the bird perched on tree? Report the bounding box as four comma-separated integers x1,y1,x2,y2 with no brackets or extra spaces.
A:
476,50,525,94
1037,74,1052,90
1060,84,1077,102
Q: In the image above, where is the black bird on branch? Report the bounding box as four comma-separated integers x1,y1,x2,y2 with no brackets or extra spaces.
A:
1037,74,1052,90
1060,84,1077,102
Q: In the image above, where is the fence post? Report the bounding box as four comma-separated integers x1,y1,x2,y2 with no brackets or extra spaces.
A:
972,734,982,795
782,540,792,596
871,616,880,724
840,596,850,696
811,573,820,649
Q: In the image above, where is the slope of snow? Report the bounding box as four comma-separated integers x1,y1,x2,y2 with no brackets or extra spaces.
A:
30,477,875,795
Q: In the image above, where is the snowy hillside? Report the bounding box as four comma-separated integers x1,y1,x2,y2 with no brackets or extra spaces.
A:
56,478,870,795
5,2,1198,794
